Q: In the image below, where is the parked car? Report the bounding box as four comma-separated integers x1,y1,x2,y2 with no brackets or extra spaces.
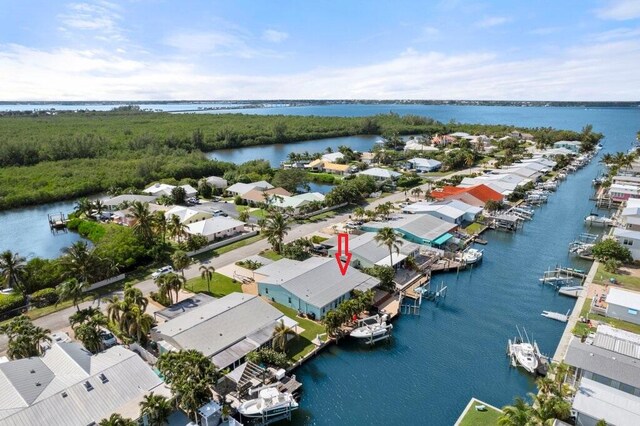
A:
151,265,174,279
212,209,228,217
99,327,117,348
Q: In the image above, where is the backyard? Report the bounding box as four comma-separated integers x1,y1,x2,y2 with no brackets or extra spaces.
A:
272,302,327,361
185,273,243,298
592,263,640,292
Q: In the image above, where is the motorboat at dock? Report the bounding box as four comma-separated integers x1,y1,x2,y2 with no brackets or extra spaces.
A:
507,326,547,375
584,214,614,227
238,386,299,420
461,248,483,264
350,314,393,344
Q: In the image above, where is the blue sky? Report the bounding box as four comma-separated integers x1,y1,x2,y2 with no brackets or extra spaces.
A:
1,0,639,100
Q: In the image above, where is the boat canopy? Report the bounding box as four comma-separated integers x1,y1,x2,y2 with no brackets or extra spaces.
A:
433,233,453,246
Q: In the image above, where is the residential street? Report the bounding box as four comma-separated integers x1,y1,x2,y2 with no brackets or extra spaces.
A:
0,167,478,354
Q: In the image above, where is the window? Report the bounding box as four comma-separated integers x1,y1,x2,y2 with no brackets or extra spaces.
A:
628,309,638,316
288,297,292,304
623,238,634,246
265,288,269,294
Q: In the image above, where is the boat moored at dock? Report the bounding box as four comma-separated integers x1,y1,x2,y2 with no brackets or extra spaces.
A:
350,314,393,344
238,386,299,420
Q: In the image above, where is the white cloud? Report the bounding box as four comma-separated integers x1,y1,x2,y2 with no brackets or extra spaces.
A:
476,16,511,28
589,26,640,42
262,29,289,43
164,30,282,58
58,1,125,41
595,0,640,20
1,37,640,101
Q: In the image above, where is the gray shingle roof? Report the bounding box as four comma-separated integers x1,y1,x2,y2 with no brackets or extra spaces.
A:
565,338,640,389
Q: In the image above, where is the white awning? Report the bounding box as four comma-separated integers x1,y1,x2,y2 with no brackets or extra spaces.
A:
573,378,640,426
375,253,407,266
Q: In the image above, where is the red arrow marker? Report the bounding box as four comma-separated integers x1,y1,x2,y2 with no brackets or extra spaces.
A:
334,233,352,276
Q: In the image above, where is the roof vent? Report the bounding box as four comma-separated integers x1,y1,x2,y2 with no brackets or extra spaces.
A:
30,369,35,374
62,392,68,398
35,382,41,387
84,381,94,391
99,373,108,384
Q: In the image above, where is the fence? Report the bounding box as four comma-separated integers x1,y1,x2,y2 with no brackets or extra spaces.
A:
186,231,259,256
297,202,348,219
84,273,127,292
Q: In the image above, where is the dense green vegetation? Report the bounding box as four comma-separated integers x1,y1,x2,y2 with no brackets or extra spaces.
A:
0,111,591,210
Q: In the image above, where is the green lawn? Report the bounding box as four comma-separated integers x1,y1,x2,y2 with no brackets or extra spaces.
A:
260,250,284,261
271,302,326,361
464,222,484,235
458,400,502,426
573,297,640,335
311,235,328,244
592,264,640,292
185,273,243,298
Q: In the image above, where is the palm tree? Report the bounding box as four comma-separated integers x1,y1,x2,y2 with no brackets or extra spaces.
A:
124,282,148,312
322,310,345,338
375,202,392,220
70,308,108,353
168,214,188,243
238,209,250,223
98,413,137,426
364,209,377,222
262,212,291,253
353,207,365,221
374,227,404,268
131,201,155,246
153,211,169,245
157,273,184,304
0,315,51,359
140,393,173,426
69,306,102,328
93,199,105,217
600,152,613,165
171,250,191,281
410,187,423,201
271,319,296,352
74,197,93,218
60,241,99,284
106,295,123,323
56,278,88,311
199,265,215,293
498,396,533,426
0,250,26,293
121,304,154,343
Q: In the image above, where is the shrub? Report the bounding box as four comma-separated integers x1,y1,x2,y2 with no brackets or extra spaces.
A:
150,291,171,307
30,288,59,308
0,293,26,320
246,348,290,368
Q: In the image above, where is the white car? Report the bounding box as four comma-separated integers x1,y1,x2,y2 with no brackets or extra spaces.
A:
151,265,174,279
99,327,117,348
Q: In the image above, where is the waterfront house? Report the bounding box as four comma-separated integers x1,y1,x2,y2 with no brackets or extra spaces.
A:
143,183,197,198
564,336,640,425
448,131,471,139
431,134,456,146
459,174,531,196
0,342,169,426
501,166,543,181
164,206,213,224
206,176,228,189
553,140,582,153
360,151,376,164
603,287,640,325
325,232,420,269
102,194,158,211
186,216,245,242
241,187,292,206
357,167,401,181
361,214,457,248
402,200,482,223
620,199,640,231
520,157,557,169
612,228,640,260
322,162,352,175
321,152,345,163
152,293,297,371
405,157,442,172
609,183,640,202
226,181,274,197
430,184,504,207
404,140,439,153
254,257,380,319
613,174,640,187
268,192,326,215
508,131,534,141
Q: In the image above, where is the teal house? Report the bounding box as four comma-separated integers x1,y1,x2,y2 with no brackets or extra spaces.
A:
360,214,457,248
254,257,380,319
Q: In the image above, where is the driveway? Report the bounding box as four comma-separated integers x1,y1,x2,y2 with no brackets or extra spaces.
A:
194,201,260,224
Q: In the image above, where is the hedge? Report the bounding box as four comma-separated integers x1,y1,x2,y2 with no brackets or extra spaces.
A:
0,293,27,320
30,288,59,308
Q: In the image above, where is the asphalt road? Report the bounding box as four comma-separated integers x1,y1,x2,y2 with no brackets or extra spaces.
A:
0,167,478,354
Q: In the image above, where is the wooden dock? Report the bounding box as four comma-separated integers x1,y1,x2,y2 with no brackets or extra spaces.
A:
430,258,465,273
404,276,429,300
555,267,587,279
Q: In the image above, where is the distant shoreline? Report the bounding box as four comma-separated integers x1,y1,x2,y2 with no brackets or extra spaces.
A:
0,99,639,109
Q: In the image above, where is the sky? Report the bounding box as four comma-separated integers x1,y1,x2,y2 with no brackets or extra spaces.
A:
1,0,640,101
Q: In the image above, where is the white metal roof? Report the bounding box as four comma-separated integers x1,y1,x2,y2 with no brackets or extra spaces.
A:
606,287,640,310
573,377,640,426
186,217,245,236
165,206,213,223
357,167,401,179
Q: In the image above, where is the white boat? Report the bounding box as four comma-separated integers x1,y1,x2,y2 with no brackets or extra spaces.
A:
541,309,571,323
558,285,584,298
238,387,298,418
508,340,539,374
584,214,614,227
350,314,392,343
462,248,483,264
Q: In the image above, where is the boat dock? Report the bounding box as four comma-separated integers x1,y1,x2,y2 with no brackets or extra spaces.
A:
47,212,69,231
430,258,466,273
